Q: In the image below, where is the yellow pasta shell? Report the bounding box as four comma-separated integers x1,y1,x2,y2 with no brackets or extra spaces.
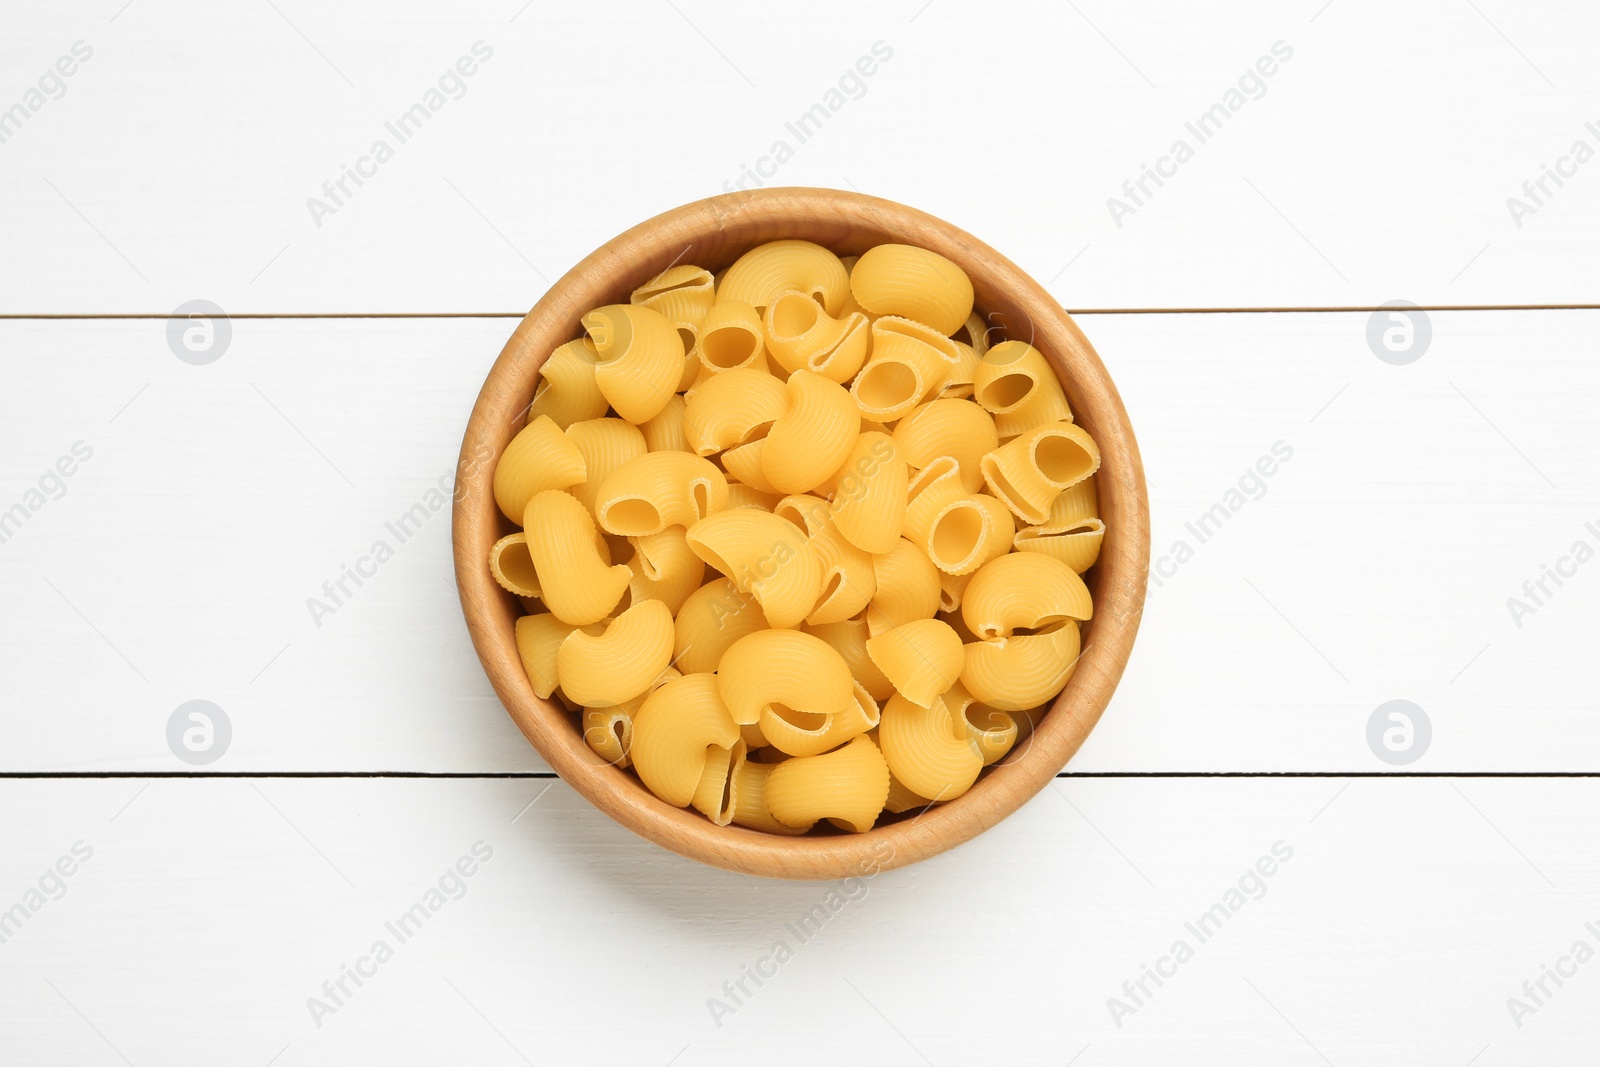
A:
866,537,941,636
1013,520,1105,574
802,615,895,702
564,418,647,519
717,239,851,315
973,340,1063,415
556,599,674,707
631,265,716,330
492,414,586,523
981,421,1100,524
762,370,859,495
625,527,706,614
529,338,610,430
764,290,871,382
760,679,880,757
690,740,746,826
865,618,964,707
583,304,684,423
632,673,740,808
892,399,998,495
830,432,909,555
848,244,975,336
925,493,1014,576
943,681,1018,766
961,622,1082,712
765,735,891,833
582,706,633,768
522,490,632,625
685,508,822,628
683,367,786,455
962,552,1092,644
716,628,854,727
851,317,963,421
693,300,768,373
595,452,729,537
514,612,591,699
672,577,766,675
730,758,809,835
639,394,693,454
488,532,541,598
878,692,982,803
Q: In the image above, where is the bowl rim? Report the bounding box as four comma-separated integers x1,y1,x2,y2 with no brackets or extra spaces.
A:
452,187,1150,880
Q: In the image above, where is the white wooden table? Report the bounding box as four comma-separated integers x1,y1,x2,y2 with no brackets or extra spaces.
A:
3,1,1598,1062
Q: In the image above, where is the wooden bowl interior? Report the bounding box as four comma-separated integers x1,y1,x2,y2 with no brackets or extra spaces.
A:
454,188,1149,879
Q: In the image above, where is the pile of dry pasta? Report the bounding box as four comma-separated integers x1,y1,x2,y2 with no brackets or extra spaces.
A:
489,240,1104,835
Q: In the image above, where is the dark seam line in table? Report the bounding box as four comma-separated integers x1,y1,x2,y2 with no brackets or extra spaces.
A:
2,771,1599,780
4,304,1600,320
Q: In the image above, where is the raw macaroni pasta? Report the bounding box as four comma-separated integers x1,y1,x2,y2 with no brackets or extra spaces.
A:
491,238,1104,835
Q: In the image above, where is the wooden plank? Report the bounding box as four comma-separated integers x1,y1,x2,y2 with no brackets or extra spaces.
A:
1,311,1594,772
1,1,1597,313
0,776,1593,1063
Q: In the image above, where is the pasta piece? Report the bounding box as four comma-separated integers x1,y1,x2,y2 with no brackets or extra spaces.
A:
719,439,780,493
961,622,1082,711
565,418,647,518
625,527,706,614
631,673,740,807
739,719,769,750
963,310,999,358
683,367,786,455
764,735,890,832
962,552,1093,641
673,577,766,674
892,399,998,494
848,243,975,335
1012,476,1103,572
523,490,632,625
772,494,875,625
514,612,592,698
865,618,964,707
763,290,871,382
488,532,541,598
694,301,769,373
685,508,821,628
492,415,587,523
803,615,895,701
851,317,962,421
973,340,1074,438
582,304,684,423
830,432,908,554
941,681,1017,766
529,338,609,429
595,452,729,537
718,240,851,315
729,758,809,835
582,706,632,767
725,482,783,511
885,776,934,813
937,568,973,614
762,370,859,495
939,340,979,399
901,456,966,550
631,265,716,333
877,692,982,803
716,628,853,726
760,679,879,757
866,537,941,636
640,395,693,453
691,740,746,825
555,600,674,707
925,493,1014,575
980,421,1100,524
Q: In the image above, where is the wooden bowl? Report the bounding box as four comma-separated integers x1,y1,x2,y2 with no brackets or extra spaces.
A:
453,188,1149,880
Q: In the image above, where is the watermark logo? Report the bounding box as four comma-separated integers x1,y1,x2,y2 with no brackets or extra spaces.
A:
1366,699,1429,765
167,300,232,365
167,700,231,765
1366,300,1430,366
